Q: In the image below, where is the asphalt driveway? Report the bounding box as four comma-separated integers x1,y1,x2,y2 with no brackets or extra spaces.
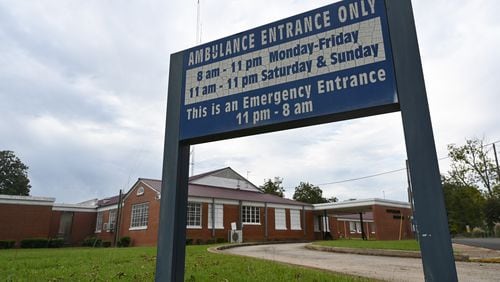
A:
219,243,500,281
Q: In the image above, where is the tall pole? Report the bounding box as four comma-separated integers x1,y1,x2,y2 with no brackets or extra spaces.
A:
493,143,500,182
386,0,457,280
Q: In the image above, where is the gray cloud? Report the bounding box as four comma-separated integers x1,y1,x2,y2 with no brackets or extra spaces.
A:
0,0,499,203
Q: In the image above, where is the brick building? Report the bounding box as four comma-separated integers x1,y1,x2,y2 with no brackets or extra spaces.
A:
0,167,414,247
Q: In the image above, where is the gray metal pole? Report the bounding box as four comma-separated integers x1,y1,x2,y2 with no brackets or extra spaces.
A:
156,51,191,282
385,0,457,280
493,143,500,182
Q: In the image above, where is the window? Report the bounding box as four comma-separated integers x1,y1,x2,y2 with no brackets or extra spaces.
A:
370,222,376,234
290,210,301,230
136,186,145,196
130,202,149,229
95,212,103,232
314,216,320,232
349,221,362,233
108,209,117,231
208,203,224,229
187,202,202,228
274,208,286,230
322,216,330,232
242,206,260,224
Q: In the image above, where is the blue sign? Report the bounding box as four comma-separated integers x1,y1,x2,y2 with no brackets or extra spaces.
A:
179,0,398,141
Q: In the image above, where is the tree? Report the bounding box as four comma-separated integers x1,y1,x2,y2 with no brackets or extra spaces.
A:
292,182,327,204
259,177,284,197
446,138,498,196
483,189,500,232
327,196,339,203
0,150,31,196
442,181,484,234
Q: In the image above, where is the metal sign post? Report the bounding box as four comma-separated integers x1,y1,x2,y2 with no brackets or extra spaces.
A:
385,0,457,280
156,0,457,281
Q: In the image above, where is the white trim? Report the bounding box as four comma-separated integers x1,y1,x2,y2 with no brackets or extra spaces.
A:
96,204,118,212
0,195,55,206
267,203,307,210
129,226,147,231
136,186,145,196
337,218,374,223
241,201,265,207
187,197,211,203
313,198,411,211
53,204,97,213
186,225,202,229
242,222,261,226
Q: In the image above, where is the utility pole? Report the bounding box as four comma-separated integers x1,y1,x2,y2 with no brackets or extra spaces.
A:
493,143,500,182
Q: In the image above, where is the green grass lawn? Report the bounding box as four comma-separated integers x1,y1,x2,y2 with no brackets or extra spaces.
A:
314,239,421,251
0,245,373,281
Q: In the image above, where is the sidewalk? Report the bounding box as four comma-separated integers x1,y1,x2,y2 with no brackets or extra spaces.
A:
453,243,500,262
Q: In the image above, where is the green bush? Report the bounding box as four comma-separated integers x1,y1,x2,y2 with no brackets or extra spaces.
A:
0,240,16,249
472,227,486,238
216,237,226,244
20,238,49,248
48,238,64,248
118,236,131,247
82,237,102,247
186,238,193,245
205,239,216,244
102,241,112,248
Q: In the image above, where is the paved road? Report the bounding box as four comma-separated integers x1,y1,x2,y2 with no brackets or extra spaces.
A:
453,238,500,250
220,243,500,281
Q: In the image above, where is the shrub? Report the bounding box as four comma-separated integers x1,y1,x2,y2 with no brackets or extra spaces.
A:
0,240,16,249
472,227,486,238
82,237,102,247
102,241,112,248
119,236,131,247
194,239,204,245
48,238,64,248
206,239,216,244
186,238,193,245
216,237,226,244
20,238,49,248
495,223,500,238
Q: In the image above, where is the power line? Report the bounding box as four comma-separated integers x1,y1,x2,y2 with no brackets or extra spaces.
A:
312,139,499,187
317,168,407,186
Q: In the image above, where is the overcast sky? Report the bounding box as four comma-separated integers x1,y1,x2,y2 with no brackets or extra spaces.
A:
1,0,499,203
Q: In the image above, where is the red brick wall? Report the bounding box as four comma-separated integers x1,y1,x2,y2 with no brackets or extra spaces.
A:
71,212,97,245
372,205,413,240
0,203,52,245
119,184,160,246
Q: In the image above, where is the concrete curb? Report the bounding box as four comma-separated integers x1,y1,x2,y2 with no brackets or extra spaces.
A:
305,244,470,262
208,240,311,253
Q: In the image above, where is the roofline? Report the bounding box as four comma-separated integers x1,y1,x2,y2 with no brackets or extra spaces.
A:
122,178,160,203
313,198,411,211
188,167,230,182
53,203,97,212
0,194,55,206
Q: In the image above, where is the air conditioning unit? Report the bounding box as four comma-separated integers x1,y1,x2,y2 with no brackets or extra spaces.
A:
230,230,243,243
107,223,115,232
102,223,108,231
